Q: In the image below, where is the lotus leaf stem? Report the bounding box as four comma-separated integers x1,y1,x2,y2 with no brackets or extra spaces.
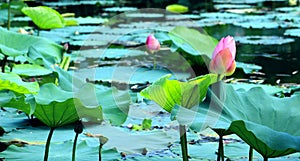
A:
1,55,8,73
99,144,103,161
179,125,189,161
44,127,55,161
217,134,224,161
72,133,79,161
7,0,11,30
249,146,253,161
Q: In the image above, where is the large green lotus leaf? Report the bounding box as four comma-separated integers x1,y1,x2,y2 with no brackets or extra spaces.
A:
173,83,300,158
0,27,62,67
53,67,130,125
0,73,39,94
168,26,218,59
21,6,64,29
32,83,103,127
74,83,130,125
140,74,218,113
12,64,52,76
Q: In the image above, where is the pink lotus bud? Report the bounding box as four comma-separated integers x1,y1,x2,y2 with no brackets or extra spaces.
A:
63,43,69,52
209,36,236,76
146,35,160,53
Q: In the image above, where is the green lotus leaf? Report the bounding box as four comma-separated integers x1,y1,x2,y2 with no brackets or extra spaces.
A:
22,6,65,29
12,64,52,76
33,83,103,127
0,73,39,94
168,26,218,59
173,83,300,158
0,27,63,67
54,67,130,125
140,74,218,113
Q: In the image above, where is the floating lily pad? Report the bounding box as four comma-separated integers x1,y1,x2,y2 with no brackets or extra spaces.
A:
214,4,252,10
236,61,262,74
75,48,145,59
199,12,241,19
284,28,300,37
233,21,279,29
65,17,108,25
85,124,175,154
103,7,138,12
166,14,201,20
125,13,164,18
42,1,115,7
11,16,31,22
235,36,294,45
73,66,192,85
0,140,120,161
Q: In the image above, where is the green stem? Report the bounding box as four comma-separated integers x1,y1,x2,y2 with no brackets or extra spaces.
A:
44,127,55,161
153,56,156,70
217,135,224,161
72,133,79,161
37,28,40,36
249,146,253,161
1,55,8,73
99,144,103,161
7,0,11,30
264,157,268,161
179,125,189,161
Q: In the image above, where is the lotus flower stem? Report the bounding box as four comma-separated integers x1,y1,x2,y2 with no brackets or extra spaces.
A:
179,125,189,161
217,135,224,161
7,0,11,30
214,76,224,161
249,146,253,161
153,57,156,70
44,127,55,161
1,55,8,73
72,133,79,161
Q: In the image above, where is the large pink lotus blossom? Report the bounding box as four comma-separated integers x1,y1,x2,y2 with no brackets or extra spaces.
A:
209,36,236,76
146,35,160,53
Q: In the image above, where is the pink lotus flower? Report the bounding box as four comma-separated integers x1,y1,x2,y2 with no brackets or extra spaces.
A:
146,35,160,53
209,36,236,76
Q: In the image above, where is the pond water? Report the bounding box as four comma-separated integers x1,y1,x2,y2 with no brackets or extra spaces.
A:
26,0,298,85
1,0,300,160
